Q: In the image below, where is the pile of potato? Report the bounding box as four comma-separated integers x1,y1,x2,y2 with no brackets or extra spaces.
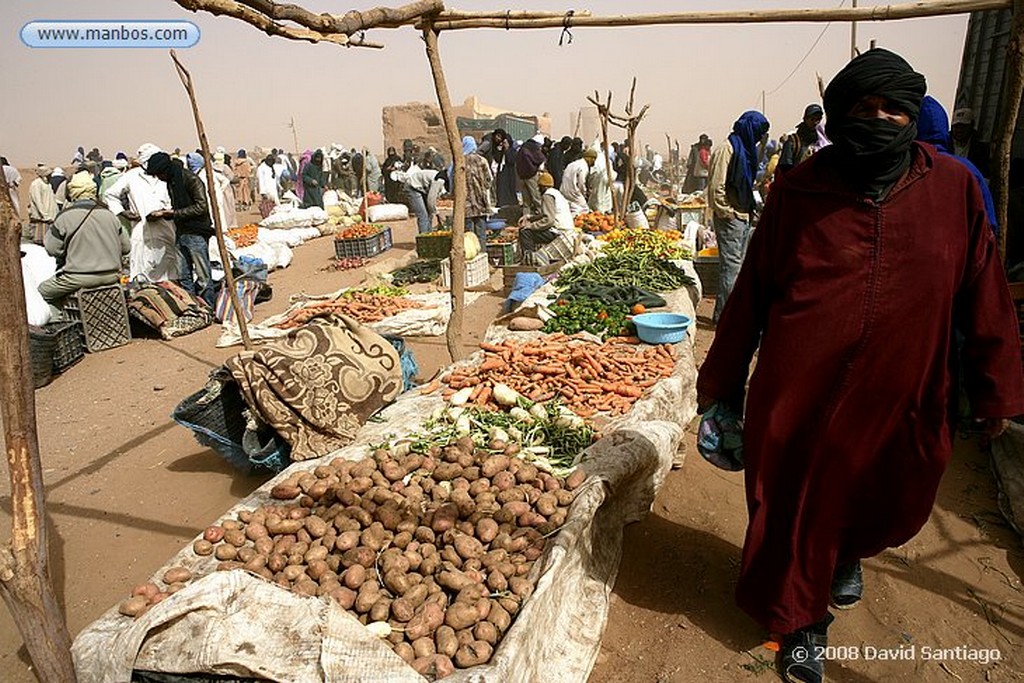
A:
121,435,586,678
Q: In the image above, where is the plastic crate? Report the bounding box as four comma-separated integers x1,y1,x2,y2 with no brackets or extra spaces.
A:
334,227,393,259
441,253,490,289
64,284,131,352
486,241,518,266
416,233,452,259
47,320,85,372
694,256,719,298
28,326,56,388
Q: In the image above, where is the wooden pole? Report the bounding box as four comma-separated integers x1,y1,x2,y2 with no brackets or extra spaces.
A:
0,177,76,682
588,92,621,222
422,26,467,362
423,0,1010,30
290,117,300,159
993,0,1024,262
171,50,254,349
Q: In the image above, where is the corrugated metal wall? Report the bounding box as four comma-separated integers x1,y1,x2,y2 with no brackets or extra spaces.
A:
956,9,1013,151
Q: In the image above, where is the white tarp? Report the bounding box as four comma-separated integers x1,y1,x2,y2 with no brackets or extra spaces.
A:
216,290,487,347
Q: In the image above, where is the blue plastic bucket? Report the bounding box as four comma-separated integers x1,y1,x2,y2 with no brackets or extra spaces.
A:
632,312,692,344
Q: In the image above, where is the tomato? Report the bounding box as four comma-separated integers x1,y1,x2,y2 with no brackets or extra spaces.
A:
631,304,647,315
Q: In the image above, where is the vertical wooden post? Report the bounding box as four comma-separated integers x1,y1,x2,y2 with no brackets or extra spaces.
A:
993,0,1024,262
423,26,467,362
0,177,76,682
171,50,254,349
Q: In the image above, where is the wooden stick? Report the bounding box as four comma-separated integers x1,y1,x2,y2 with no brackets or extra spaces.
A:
587,91,621,222
423,26,467,362
992,0,1024,262
0,174,75,682
173,0,385,47
171,50,254,349
425,0,1010,30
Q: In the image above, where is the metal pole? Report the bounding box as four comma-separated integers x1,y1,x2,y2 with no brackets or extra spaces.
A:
851,0,858,58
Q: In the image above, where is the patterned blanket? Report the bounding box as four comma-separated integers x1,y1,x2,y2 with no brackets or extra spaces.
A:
224,314,402,460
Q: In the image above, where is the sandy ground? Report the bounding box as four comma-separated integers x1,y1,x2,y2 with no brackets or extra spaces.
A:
1,185,1023,682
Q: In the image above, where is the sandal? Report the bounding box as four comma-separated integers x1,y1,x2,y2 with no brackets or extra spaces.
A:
779,613,834,683
830,561,863,610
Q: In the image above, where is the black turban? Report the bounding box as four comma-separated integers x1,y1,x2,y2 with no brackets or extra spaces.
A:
823,48,926,137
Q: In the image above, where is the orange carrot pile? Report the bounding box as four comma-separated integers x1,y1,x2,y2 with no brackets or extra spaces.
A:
273,292,422,329
227,224,259,248
433,335,677,417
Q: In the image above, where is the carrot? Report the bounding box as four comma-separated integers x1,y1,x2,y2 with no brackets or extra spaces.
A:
480,342,504,353
469,384,484,402
533,365,562,376
479,358,506,373
420,379,440,395
476,385,492,406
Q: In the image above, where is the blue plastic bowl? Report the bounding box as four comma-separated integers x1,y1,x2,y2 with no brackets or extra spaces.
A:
631,312,692,344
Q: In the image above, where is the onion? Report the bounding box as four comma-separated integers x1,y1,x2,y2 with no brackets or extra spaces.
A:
450,387,474,406
491,383,520,407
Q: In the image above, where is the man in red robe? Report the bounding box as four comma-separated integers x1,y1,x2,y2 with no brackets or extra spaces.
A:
696,48,1024,683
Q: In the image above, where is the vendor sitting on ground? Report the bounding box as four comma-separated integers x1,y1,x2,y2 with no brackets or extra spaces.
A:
38,170,130,319
518,171,575,266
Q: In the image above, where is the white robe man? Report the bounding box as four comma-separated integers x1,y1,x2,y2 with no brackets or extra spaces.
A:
560,149,596,216
103,143,178,282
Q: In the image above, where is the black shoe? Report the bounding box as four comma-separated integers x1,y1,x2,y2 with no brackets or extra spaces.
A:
779,613,833,683
830,561,863,610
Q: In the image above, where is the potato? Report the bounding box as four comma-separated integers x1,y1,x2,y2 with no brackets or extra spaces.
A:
445,602,481,631
403,550,423,572
282,565,307,582
411,654,455,679
305,546,329,564
214,544,237,561
131,582,160,600
508,316,545,332
370,597,392,622
434,625,459,657
565,469,586,490
437,569,475,593
433,462,463,482
335,530,361,553
487,602,511,632
456,628,475,646
496,488,527,505
302,516,328,538
306,559,329,581
455,641,494,668
405,602,445,641
293,579,319,597
192,539,214,556
351,459,378,479
361,523,389,551
159,567,191,585
514,463,538,484
473,621,499,645
453,534,484,561
508,576,533,599
380,549,409,575
350,476,374,495
166,582,187,595
463,558,483,573
307,480,330,501
498,596,520,615
265,553,286,573
383,569,411,596
394,642,416,664
486,571,507,593
270,484,301,500
492,471,515,491
440,545,463,568
518,511,546,528
266,518,303,535
534,492,559,517
412,636,436,659
355,582,381,614
254,537,275,556
480,549,507,568
216,560,244,572
419,554,441,576
119,596,149,617
237,547,257,564
342,547,376,569
431,503,460,534
329,586,357,610
480,455,510,479
456,583,489,604
238,510,254,524
556,489,576,506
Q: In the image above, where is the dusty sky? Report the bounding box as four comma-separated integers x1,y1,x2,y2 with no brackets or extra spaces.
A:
1,1,968,165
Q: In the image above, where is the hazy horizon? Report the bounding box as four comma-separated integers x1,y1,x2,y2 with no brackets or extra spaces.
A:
1,1,970,166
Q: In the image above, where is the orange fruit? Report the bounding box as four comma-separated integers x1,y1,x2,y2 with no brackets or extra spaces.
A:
631,304,647,315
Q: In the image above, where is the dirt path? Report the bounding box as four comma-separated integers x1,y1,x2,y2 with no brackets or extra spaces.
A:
2,212,1022,682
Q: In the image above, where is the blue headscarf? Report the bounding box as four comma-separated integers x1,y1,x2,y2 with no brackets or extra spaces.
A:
917,95,997,235
726,111,770,214
186,152,204,174
461,135,478,155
